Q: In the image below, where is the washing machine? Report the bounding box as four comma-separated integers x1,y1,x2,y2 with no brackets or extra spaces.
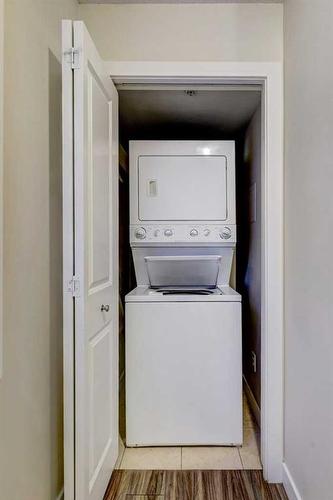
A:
125,141,242,446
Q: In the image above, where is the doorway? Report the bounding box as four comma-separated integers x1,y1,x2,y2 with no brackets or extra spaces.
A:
106,64,284,484
116,84,262,471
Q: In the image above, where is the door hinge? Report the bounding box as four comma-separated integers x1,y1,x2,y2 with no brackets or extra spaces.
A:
67,276,81,297
64,47,80,70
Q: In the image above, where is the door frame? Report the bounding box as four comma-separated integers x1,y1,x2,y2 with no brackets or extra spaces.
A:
105,61,284,483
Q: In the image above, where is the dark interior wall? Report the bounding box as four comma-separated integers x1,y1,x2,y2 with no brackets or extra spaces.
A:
118,165,128,441
118,148,136,441
237,106,262,407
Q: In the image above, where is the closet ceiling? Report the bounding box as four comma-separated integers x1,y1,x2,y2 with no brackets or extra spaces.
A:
118,88,261,144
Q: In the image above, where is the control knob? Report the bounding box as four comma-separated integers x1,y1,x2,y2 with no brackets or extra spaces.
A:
220,227,232,240
134,227,146,240
164,229,173,237
203,229,210,237
190,228,199,237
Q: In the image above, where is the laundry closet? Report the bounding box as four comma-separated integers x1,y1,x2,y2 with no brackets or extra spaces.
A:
62,21,266,500
117,85,262,454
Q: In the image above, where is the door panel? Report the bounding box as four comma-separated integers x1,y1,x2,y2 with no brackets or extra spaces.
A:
63,20,118,500
89,325,112,483
89,74,112,290
74,21,118,500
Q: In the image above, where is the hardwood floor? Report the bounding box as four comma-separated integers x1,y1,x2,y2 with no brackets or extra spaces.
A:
104,470,288,500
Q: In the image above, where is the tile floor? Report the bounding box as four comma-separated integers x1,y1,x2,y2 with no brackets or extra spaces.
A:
117,394,262,470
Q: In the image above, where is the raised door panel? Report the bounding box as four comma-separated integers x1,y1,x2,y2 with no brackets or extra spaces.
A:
88,324,113,491
88,72,112,293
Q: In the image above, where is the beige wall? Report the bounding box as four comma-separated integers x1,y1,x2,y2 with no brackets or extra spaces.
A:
79,3,283,62
284,0,333,498
0,1,78,499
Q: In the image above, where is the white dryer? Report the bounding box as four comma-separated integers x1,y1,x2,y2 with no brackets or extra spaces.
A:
125,141,242,447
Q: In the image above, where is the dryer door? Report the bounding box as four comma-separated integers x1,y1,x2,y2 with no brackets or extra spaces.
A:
138,155,227,221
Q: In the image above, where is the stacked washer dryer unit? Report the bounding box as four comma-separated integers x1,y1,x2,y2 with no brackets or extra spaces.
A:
125,141,242,447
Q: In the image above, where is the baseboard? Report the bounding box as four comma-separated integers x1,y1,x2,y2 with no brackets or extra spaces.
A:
243,375,261,427
283,463,302,500
56,487,64,500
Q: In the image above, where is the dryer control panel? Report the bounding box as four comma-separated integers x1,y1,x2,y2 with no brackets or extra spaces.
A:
130,224,236,245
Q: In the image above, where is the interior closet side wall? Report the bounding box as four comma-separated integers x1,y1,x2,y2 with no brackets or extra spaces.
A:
118,144,132,441
0,1,78,499
238,107,261,408
79,3,283,62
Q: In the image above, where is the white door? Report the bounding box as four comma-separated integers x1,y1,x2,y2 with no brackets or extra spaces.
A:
62,20,119,500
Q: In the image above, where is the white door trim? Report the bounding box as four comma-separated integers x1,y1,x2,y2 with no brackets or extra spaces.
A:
105,60,284,483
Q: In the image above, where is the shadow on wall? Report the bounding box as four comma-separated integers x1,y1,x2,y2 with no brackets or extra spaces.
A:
48,49,64,499
236,107,262,409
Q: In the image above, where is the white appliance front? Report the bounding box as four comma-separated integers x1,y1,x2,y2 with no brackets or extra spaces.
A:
126,139,242,447
138,154,227,221
126,299,242,446
130,141,236,226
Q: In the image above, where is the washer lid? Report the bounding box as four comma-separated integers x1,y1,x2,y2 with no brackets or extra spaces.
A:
125,285,242,302
151,287,223,296
145,255,221,288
